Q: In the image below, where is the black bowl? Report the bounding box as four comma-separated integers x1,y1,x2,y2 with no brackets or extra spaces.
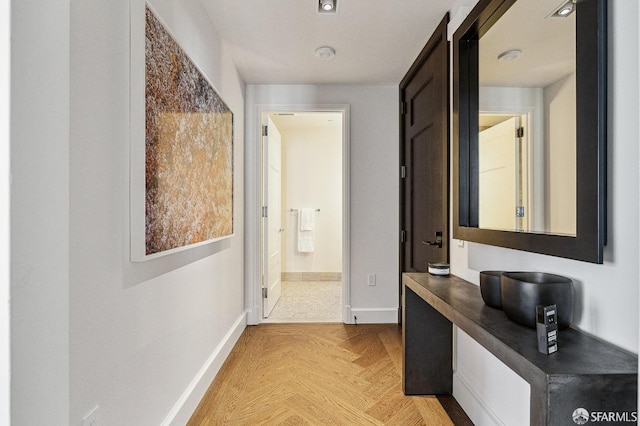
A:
479,271,503,309
501,272,574,329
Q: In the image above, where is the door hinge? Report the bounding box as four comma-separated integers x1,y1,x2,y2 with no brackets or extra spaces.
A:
401,230,407,243
262,206,268,218
401,165,407,179
400,102,407,115
262,125,268,137
262,287,268,299
516,127,524,138
516,206,525,217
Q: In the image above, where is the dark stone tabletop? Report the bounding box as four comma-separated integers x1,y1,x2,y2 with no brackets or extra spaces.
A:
403,273,638,380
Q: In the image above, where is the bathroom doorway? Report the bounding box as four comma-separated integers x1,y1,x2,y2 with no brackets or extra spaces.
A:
260,108,348,322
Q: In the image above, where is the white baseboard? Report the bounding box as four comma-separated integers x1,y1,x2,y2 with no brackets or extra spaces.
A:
453,373,504,426
349,308,398,324
247,303,261,325
162,312,247,426
281,272,342,281
343,304,352,323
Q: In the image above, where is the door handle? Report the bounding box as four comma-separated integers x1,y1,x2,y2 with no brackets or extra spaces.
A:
278,228,285,233
422,231,443,248
422,240,443,248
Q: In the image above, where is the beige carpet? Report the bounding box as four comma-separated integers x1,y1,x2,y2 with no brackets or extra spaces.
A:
266,280,342,322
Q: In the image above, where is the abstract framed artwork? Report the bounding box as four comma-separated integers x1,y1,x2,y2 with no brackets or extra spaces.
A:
130,2,234,261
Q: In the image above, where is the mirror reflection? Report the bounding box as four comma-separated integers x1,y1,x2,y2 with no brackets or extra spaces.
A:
478,0,576,236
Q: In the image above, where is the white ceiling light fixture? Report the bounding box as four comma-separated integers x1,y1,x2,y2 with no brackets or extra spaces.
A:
318,0,337,14
314,46,336,60
497,49,522,63
321,0,334,10
550,0,577,18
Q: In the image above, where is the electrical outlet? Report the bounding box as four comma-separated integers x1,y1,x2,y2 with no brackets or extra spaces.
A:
367,273,376,286
83,406,102,426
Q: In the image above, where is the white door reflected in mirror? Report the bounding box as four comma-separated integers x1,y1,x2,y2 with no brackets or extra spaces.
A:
479,116,525,232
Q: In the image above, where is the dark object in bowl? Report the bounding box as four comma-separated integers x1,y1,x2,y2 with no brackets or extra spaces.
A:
479,271,503,309
501,272,574,329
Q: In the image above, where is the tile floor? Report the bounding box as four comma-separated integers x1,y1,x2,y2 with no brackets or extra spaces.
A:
265,280,342,323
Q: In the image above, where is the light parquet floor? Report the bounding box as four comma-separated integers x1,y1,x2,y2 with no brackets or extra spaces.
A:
188,323,468,426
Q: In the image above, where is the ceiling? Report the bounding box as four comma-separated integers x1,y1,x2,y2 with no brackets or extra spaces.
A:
479,0,575,88
199,0,455,85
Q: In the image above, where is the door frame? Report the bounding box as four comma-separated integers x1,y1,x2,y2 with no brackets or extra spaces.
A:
0,0,9,419
399,15,450,323
250,104,351,324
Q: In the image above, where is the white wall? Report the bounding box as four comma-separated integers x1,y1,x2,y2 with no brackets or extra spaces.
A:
245,85,399,324
11,0,70,424
449,1,640,424
281,124,342,273
0,0,10,422
545,73,576,234
10,0,245,424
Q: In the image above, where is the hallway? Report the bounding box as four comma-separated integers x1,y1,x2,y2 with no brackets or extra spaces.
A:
188,324,471,425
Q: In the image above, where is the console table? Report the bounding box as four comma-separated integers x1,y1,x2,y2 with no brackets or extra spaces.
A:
403,272,638,425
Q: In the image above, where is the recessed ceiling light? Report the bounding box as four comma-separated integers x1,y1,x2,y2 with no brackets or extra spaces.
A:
318,0,337,14
558,6,573,15
549,0,576,18
497,49,522,63
314,46,336,60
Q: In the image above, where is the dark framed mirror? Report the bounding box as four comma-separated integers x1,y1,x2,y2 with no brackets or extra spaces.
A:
453,0,607,263
472,0,581,238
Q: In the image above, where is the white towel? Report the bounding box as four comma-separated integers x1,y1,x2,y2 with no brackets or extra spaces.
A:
300,208,315,231
297,208,315,253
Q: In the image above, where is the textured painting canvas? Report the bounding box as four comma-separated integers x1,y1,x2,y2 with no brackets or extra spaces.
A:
144,5,233,256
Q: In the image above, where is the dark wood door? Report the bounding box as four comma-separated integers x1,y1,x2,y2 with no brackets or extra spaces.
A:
400,15,449,280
